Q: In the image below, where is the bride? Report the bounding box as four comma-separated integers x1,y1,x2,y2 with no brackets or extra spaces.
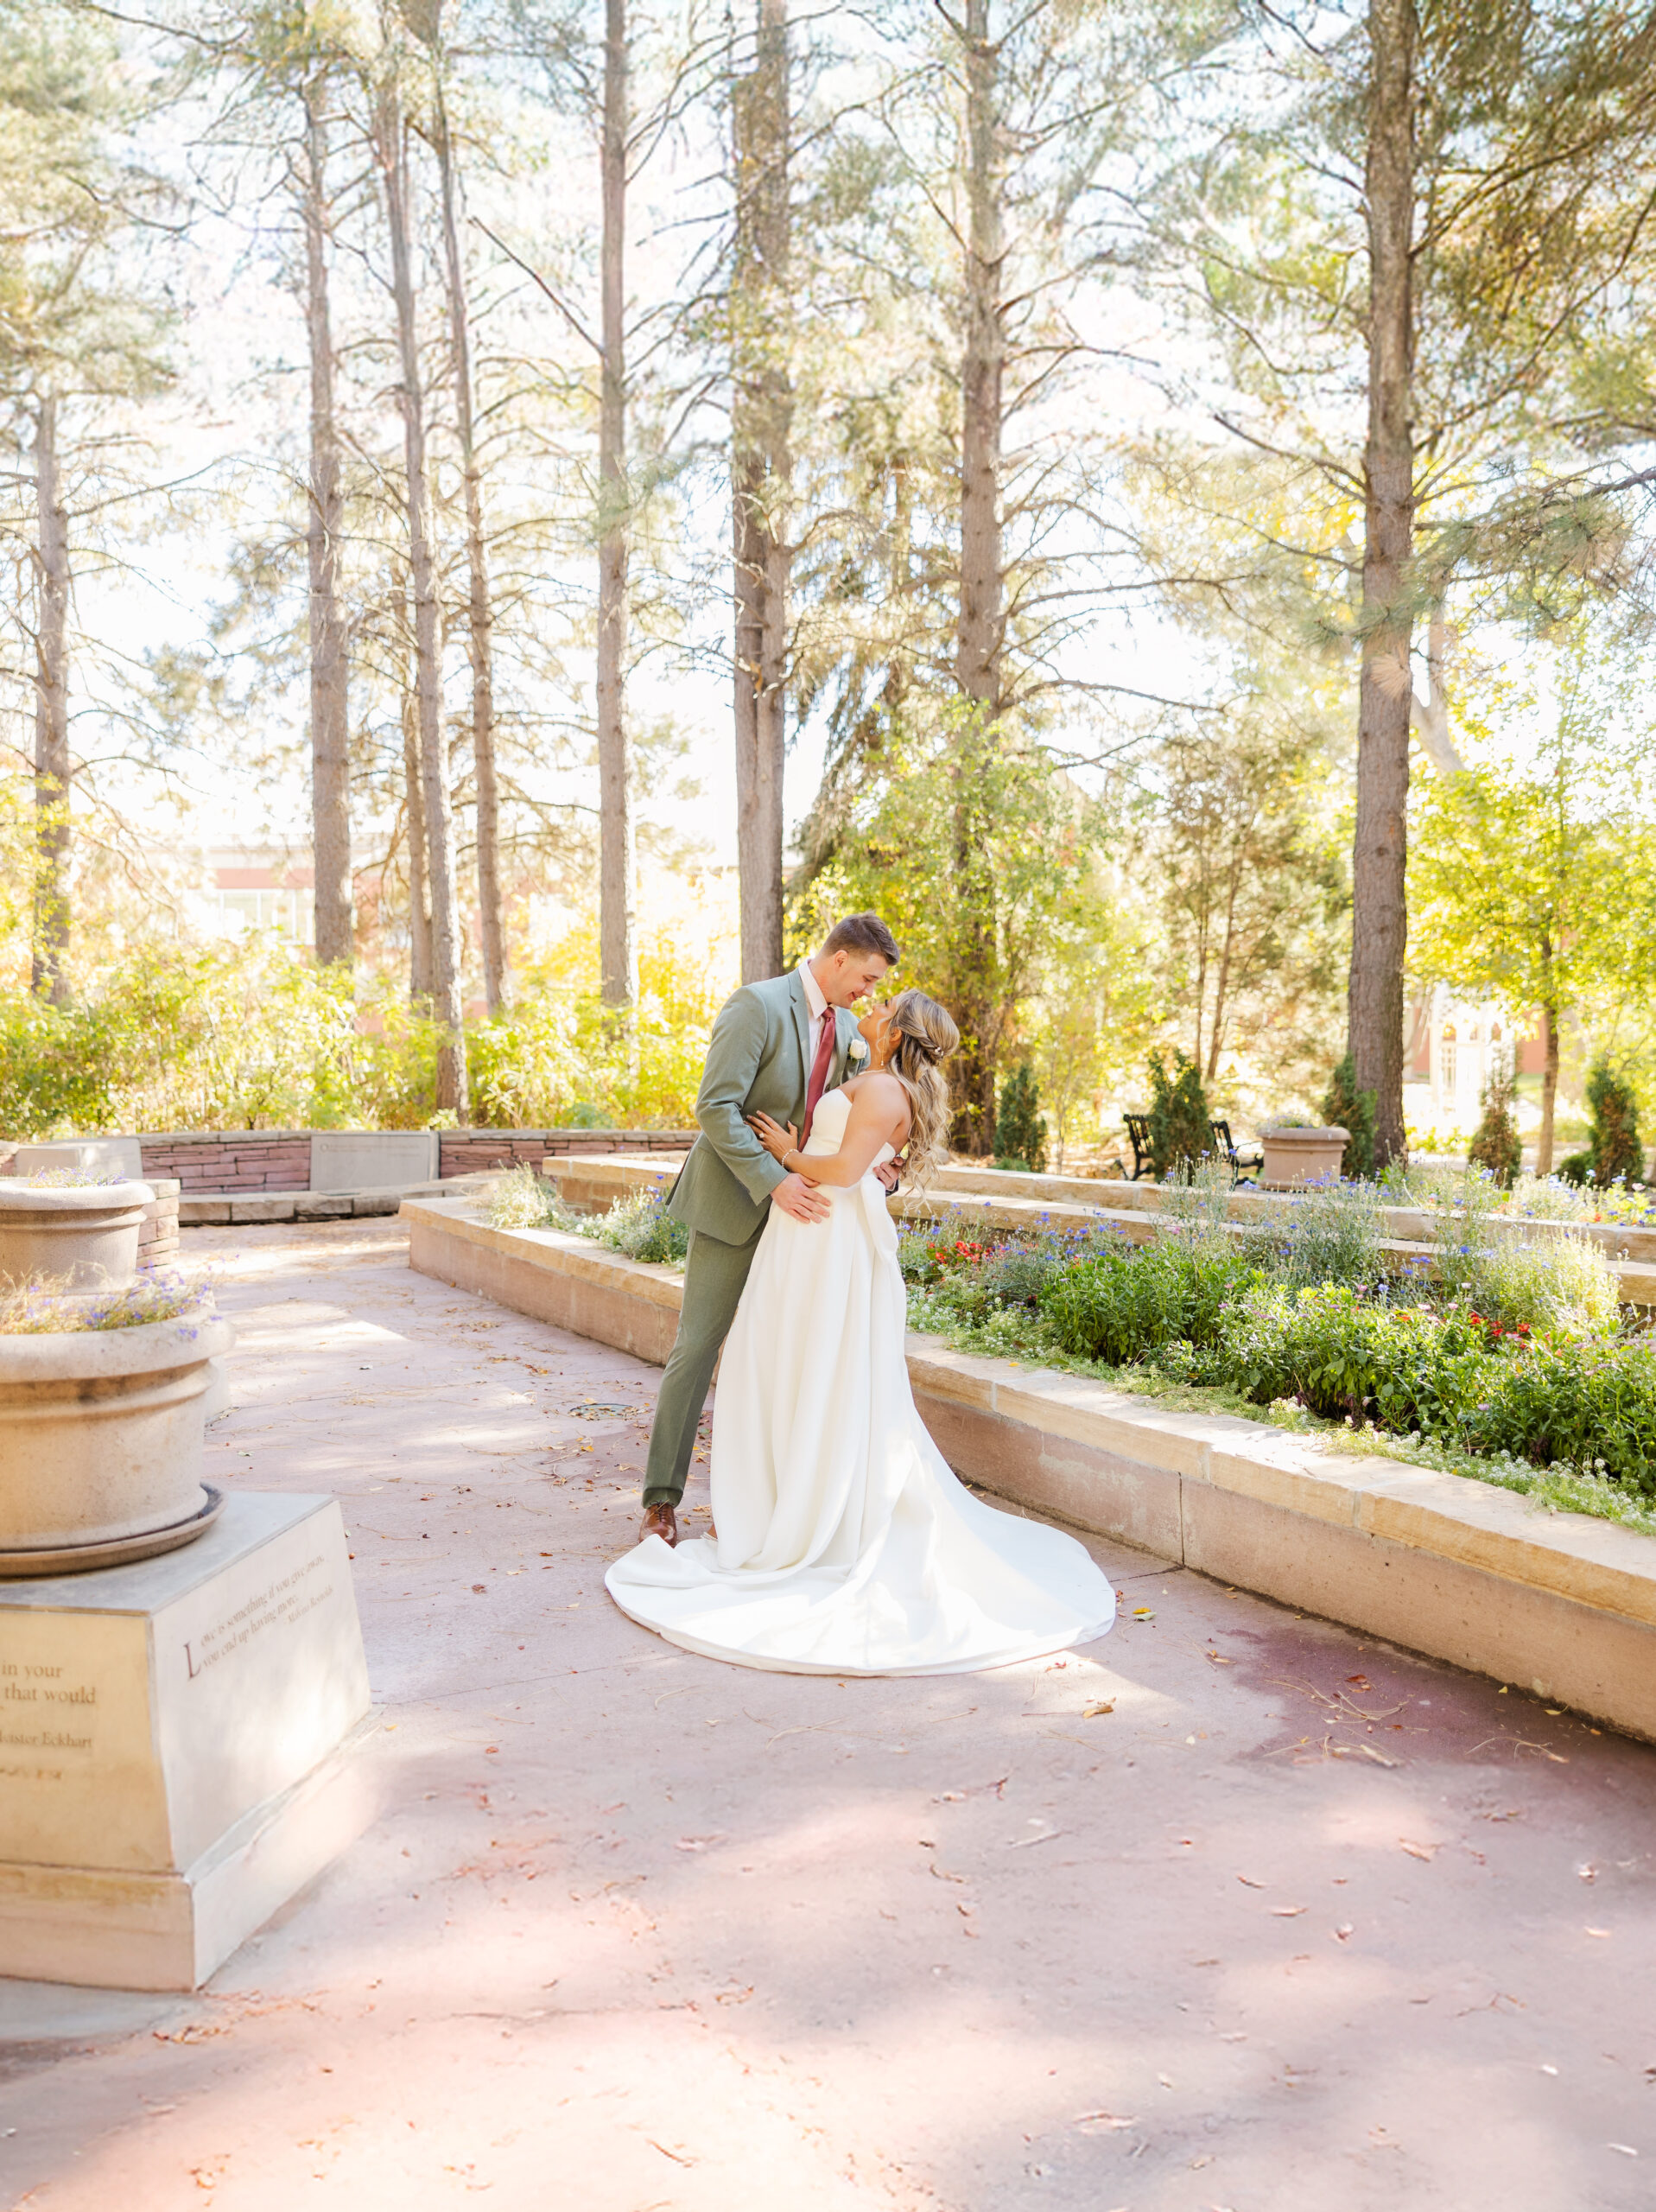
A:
604,988,1117,1675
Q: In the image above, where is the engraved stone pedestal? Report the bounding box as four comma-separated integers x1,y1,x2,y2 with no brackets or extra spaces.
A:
0,1492,375,1992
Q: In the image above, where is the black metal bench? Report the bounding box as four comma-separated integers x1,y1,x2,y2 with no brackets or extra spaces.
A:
1209,1118,1263,1187
1123,1113,1262,1185
1123,1113,1154,1179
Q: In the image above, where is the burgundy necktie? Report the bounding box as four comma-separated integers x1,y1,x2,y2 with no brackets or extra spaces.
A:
800,1008,836,1147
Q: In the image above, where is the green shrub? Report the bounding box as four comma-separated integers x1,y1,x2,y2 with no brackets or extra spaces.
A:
1040,1236,1257,1364
1199,1282,1499,1435
1468,1072,1523,1187
993,1064,1048,1175
1145,1048,1211,1180
983,1246,1063,1308
589,1188,689,1265
1467,1227,1621,1341
1464,1337,1656,1497
1320,1052,1376,1179
1586,1059,1643,1186
487,1165,568,1231
0,1271,213,1333
1558,1150,1594,1187
1259,1176,1386,1293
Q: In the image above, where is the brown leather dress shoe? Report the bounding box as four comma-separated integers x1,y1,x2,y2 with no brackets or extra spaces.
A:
641,1502,678,1548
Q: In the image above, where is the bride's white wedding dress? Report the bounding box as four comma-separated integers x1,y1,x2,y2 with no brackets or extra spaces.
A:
605,1088,1118,1675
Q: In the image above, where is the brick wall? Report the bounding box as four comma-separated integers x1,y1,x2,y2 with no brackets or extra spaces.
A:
136,1131,314,1192
438,1128,696,1177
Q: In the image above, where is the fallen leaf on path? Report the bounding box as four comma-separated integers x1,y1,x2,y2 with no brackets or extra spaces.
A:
1007,1823,1064,1850
1082,1701,1114,1718
1272,1905,1307,1917
1073,2112,1137,2132
1399,1840,1437,1862
1346,1674,1371,1689
1586,1927,1612,1938
1236,1874,1266,1889
648,2141,697,2165
1334,1923,1354,1942
674,1834,726,1853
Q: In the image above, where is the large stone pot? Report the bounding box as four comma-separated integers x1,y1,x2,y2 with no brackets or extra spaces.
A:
0,1312,232,1569
1259,1126,1349,1190
0,1179,155,1289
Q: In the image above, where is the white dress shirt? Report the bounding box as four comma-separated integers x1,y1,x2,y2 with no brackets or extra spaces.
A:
796,957,833,1072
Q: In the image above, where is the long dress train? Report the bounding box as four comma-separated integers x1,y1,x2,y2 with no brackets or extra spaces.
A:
605,1088,1117,1675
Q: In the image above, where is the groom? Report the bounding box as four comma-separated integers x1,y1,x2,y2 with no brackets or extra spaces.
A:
638,912,902,1544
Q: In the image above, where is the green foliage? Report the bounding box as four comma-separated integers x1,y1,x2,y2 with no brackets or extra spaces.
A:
485,1171,688,1265
1039,1236,1259,1365
1145,1047,1210,1179
486,1165,568,1232
1468,1071,1523,1187
1257,1175,1386,1293
1195,1285,1496,1434
1320,1053,1375,1179
1466,1228,1621,1341
1558,1150,1593,1186
1462,1337,1656,1497
993,1062,1047,1174
587,1189,690,1266
1586,1058,1643,1186
0,936,719,1138
790,704,1114,1151
0,1271,210,1332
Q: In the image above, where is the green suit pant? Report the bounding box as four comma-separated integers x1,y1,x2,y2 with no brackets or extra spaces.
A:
642,1222,765,1507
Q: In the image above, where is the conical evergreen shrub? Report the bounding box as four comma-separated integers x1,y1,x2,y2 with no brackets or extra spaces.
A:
1146,1048,1210,1180
993,1062,1048,1173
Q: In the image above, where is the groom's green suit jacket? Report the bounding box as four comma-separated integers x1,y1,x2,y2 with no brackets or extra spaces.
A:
667,969,860,1244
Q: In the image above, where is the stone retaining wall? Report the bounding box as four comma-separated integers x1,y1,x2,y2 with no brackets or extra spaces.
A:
1,1127,700,1196
403,1192,1656,1746
437,1129,697,1178
137,1133,314,1192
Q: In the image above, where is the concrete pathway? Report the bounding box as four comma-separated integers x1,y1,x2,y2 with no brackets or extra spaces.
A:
3,1219,1654,2212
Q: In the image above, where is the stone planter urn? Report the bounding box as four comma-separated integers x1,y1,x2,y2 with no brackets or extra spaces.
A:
0,1179,155,1289
1259,1126,1349,1190
0,1311,232,1573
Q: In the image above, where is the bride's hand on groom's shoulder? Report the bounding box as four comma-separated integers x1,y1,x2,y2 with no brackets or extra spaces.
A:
747,1110,797,1163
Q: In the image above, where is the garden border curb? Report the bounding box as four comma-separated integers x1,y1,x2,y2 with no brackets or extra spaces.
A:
403,1195,1656,1743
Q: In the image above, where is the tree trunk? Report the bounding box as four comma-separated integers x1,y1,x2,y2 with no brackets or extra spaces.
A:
302,88,353,970
1348,0,1417,1168
378,92,467,1114
1537,961,1558,1175
401,581,433,1001
30,395,71,1005
731,0,791,985
956,0,1004,721
433,87,505,1014
593,0,638,1014
944,0,1005,1154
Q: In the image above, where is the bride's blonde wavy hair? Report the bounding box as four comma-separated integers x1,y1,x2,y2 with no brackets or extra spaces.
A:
881,989,960,1187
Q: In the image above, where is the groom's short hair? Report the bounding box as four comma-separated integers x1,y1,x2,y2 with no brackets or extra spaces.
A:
823,912,900,966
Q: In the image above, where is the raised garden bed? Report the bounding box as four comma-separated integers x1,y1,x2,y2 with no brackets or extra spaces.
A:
403,1193,1656,1744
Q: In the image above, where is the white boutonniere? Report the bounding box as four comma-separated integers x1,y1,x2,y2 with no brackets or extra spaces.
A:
845,1033,870,1068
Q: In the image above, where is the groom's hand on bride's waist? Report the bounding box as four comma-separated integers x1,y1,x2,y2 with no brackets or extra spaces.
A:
875,1153,905,1194
773,1172,832,1224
